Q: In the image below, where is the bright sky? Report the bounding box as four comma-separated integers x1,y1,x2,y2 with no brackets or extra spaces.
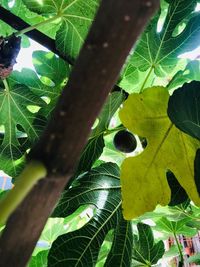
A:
14,39,48,71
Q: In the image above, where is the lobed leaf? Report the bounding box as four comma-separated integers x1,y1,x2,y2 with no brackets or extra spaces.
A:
49,163,134,267
0,82,45,176
132,223,165,266
22,0,99,59
52,162,121,217
104,219,133,267
0,51,70,176
155,217,197,237
120,0,200,92
119,86,200,219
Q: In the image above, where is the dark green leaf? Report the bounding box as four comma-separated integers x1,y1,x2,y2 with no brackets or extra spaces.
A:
168,81,200,140
76,92,124,173
132,223,165,266
167,171,189,206
52,162,120,217
92,92,125,136
96,230,114,266
77,134,104,173
104,219,133,267
49,163,123,267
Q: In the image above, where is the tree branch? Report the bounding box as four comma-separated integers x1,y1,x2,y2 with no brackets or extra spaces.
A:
0,5,74,65
0,1,159,266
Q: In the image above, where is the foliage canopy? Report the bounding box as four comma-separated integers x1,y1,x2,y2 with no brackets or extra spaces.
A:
1,0,200,266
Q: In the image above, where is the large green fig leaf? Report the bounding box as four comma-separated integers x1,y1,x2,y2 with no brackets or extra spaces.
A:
119,86,200,220
77,92,124,174
2,51,69,176
120,0,200,92
0,81,45,176
10,51,70,117
132,223,165,266
49,163,133,267
52,163,121,217
22,0,99,59
2,0,59,38
104,219,133,267
154,217,197,237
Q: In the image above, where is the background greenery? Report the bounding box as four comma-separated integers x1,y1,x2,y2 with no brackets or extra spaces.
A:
1,0,200,266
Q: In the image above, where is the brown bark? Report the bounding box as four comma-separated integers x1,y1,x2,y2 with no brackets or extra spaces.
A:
0,0,159,266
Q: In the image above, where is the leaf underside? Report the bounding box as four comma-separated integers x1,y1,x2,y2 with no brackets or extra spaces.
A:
22,0,99,60
120,0,200,93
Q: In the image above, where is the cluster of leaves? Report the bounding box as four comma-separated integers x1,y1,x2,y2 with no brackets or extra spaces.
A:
1,0,200,266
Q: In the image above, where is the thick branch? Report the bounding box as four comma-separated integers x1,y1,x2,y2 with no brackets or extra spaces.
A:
0,5,73,65
0,1,159,266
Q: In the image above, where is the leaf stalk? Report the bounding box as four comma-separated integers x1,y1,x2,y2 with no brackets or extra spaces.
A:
15,14,62,36
0,160,47,225
2,79,10,93
173,232,184,265
140,65,154,92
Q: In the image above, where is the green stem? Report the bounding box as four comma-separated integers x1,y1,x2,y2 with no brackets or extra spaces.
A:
173,232,184,265
104,125,126,136
90,125,126,140
15,14,62,36
0,160,47,225
2,79,10,93
140,65,154,92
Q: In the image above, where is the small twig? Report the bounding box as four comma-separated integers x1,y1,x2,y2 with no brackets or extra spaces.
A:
0,5,74,65
174,233,184,265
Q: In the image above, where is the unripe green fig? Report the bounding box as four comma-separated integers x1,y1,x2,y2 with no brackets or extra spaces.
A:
113,130,137,153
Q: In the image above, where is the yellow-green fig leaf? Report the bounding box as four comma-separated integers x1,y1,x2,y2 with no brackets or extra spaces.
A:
119,87,200,220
